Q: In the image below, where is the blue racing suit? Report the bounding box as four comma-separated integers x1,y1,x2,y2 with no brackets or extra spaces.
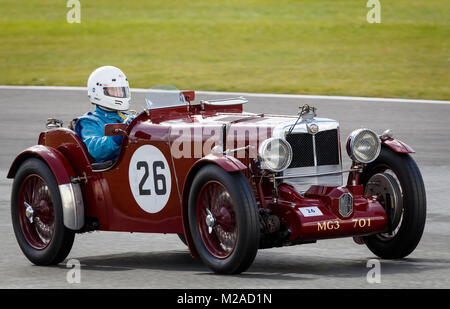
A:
75,106,131,163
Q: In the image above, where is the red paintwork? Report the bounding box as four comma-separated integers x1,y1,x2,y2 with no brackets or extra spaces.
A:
382,138,415,153
8,144,77,185
182,91,195,103
192,154,247,173
8,91,390,254
276,184,386,241
102,122,183,233
104,123,127,136
346,138,415,185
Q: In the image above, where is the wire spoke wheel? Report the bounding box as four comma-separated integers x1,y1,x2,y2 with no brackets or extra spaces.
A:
17,174,55,250
188,164,259,274
11,158,75,265
197,181,238,259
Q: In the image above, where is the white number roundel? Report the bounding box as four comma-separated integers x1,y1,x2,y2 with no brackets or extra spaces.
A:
128,145,172,213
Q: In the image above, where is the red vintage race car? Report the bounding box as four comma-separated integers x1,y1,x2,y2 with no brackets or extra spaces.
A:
8,86,426,274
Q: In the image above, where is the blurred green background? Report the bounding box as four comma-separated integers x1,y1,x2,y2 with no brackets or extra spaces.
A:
0,0,449,99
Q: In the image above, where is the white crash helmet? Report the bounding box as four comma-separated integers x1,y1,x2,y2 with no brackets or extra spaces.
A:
87,66,131,111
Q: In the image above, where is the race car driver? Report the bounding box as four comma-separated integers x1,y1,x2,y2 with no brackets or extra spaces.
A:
75,66,134,163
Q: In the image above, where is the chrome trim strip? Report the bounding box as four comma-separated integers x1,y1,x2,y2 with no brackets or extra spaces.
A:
339,193,354,217
272,117,340,138
59,183,84,230
201,97,248,106
312,134,317,166
337,127,343,170
282,165,344,193
274,168,361,180
258,138,293,172
347,128,381,164
271,117,345,193
144,101,188,110
275,118,342,171
224,145,253,155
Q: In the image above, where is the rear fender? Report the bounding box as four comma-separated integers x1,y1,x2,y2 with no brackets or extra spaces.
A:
180,154,247,258
8,145,84,231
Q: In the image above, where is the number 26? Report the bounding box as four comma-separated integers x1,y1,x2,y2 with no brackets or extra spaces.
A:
136,161,167,196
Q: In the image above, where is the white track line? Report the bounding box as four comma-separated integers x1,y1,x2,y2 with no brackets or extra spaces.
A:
0,85,449,105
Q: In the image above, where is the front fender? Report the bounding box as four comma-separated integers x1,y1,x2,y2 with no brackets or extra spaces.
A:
180,154,247,258
382,138,415,153
347,137,415,185
193,153,248,172
8,145,85,231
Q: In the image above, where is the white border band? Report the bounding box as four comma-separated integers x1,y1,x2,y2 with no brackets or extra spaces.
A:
0,85,448,105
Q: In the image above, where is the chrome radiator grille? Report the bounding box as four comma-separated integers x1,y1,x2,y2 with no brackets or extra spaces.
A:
285,129,340,168
285,132,315,168
283,128,342,193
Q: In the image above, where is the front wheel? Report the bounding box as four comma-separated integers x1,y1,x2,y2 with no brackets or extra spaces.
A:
188,165,260,274
360,147,426,259
11,158,75,265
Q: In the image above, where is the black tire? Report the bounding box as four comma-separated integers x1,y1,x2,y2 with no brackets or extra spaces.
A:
11,158,75,265
360,147,426,259
177,233,187,246
188,164,260,274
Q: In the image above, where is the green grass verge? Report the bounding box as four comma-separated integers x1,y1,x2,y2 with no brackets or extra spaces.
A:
0,0,449,99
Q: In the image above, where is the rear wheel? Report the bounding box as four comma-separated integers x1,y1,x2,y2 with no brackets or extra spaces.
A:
177,234,187,246
188,164,259,274
360,147,426,259
11,158,75,265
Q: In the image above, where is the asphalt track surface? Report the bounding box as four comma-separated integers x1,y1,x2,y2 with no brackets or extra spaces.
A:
1,88,449,289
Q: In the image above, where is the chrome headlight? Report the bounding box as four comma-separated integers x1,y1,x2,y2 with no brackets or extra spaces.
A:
346,129,381,164
259,138,292,172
